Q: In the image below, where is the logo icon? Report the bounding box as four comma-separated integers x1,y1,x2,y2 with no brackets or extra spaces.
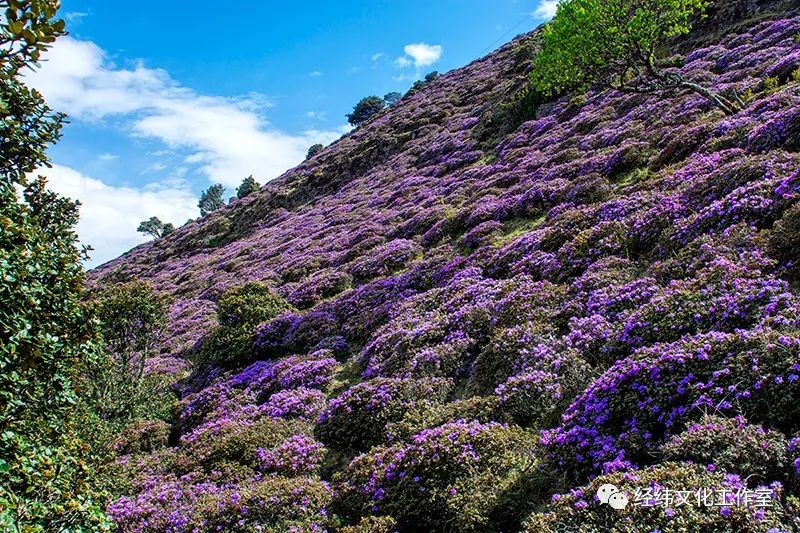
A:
597,483,629,510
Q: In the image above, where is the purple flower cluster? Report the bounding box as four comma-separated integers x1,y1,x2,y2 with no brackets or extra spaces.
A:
257,434,326,476
262,387,328,421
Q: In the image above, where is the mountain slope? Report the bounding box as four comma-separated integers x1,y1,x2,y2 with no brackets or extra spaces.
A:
96,4,800,532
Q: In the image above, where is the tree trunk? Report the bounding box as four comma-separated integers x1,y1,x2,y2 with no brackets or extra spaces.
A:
679,80,740,116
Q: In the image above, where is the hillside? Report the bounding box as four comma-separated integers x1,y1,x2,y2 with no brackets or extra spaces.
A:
94,3,800,532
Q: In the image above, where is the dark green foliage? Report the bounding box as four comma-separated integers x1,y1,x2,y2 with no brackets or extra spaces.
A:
96,281,170,385
192,475,331,532
306,143,324,159
235,175,259,199
338,516,398,533
112,420,171,456
474,84,550,151
91,282,174,423
197,282,292,367
198,183,225,216
0,2,111,529
0,176,111,531
347,95,386,126
383,91,402,106
0,0,66,183
137,216,172,239
424,71,439,82
187,417,311,472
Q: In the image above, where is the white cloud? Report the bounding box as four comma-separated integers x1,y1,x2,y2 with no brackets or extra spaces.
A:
371,52,385,62
533,0,560,19
142,162,167,174
97,152,119,160
26,37,345,188
396,43,443,69
394,56,412,68
309,70,322,77
304,111,328,120
64,11,89,23
37,164,199,268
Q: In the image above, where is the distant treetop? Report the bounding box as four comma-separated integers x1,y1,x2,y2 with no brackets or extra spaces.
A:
346,95,386,126
137,216,174,239
306,143,324,159
383,91,402,106
198,183,225,216
237,175,260,199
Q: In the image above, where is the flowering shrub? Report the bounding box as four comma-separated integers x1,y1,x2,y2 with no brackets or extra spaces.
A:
385,395,502,443
109,475,331,533
287,268,352,309
316,377,452,451
789,436,800,489
334,421,540,532
186,416,312,474
661,415,789,482
348,239,422,282
522,462,794,532
177,381,251,435
257,434,326,476
496,370,566,429
262,387,328,421
619,257,794,350
229,352,337,401
544,330,800,477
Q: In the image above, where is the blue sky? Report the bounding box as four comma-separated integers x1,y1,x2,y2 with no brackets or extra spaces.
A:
28,0,557,266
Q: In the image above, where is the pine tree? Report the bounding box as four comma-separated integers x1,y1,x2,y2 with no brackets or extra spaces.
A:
198,183,225,216
236,175,260,198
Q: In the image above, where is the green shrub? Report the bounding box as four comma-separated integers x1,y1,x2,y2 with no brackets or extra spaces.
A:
193,476,332,532
496,369,573,429
316,377,452,452
334,421,544,532
661,415,788,482
235,175,260,199
197,282,292,367
338,515,398,533
763,76,780,93
95,281,170,384
186,416,311,473
306,143,324,159
522,462,795,532
531,0,739,115
385,395,502,443
112,420,171,456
